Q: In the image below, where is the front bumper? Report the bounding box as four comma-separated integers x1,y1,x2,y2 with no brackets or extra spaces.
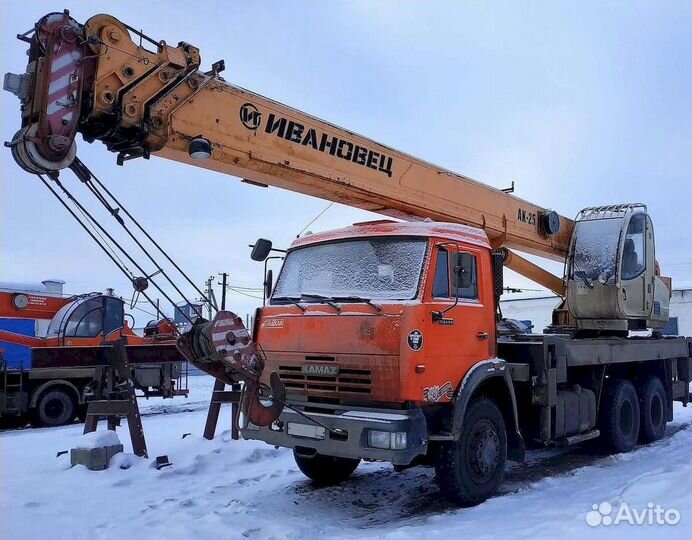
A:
241,403,428,466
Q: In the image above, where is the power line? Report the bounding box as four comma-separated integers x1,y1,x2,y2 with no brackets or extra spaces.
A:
227,287,263,300
228,285,263,291
130,304,160,319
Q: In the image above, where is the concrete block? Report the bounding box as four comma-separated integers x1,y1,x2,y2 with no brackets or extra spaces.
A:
70,444,124,471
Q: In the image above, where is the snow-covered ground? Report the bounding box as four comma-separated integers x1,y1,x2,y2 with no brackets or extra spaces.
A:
1,375,691,540
137,372,215,417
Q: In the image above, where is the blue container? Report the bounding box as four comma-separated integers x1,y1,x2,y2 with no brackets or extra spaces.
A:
0,318,36,370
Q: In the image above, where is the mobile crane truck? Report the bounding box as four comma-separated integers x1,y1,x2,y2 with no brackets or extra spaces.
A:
4,11,691,505
0,284,187,427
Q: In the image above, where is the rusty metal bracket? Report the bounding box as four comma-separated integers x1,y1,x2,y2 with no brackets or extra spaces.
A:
82,339,148,457
203,379,242,440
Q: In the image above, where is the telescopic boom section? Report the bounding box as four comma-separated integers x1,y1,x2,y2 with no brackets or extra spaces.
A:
5,12,572,282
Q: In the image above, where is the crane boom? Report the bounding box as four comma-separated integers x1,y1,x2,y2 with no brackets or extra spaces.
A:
6,12,570,290
157,84,572,260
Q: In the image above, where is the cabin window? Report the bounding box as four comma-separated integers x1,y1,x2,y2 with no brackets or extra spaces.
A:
451,252,478,300
432,249,450,298
432,249,478,300
64,297,103,337
622,214,646,280
104,297,124,335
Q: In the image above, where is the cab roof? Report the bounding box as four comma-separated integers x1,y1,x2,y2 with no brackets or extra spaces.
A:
290,220,490,250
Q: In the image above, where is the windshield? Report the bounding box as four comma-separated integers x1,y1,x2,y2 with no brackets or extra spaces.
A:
569,218,623,285
46,297,104,337
272,237,427,301
47,302,75,336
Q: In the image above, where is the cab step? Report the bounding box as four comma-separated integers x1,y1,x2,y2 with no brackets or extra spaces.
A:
551,429,600,448
427,432,455,442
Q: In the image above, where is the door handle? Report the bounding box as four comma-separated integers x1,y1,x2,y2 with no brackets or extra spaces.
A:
476,332,489,340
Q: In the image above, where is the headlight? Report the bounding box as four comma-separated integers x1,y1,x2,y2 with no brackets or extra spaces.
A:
367,430,407,450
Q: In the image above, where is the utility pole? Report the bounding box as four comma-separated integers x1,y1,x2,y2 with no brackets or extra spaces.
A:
218,272,229,310
204,276,218,319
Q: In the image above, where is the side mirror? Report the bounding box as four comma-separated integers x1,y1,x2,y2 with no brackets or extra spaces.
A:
251,238,273,261
458,253,473,289
264,269,274,304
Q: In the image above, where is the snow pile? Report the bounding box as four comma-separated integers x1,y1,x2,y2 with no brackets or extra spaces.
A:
137,373,214,417
74,430,121,449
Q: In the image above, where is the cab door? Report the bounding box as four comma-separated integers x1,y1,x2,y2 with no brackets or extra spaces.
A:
421,243,493,402
620,213,655,318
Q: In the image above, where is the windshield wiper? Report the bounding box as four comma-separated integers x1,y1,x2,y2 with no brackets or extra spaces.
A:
334,295,382,312
573,269,594,289
271,296,306,312
570,251,594,289
300,293,342,313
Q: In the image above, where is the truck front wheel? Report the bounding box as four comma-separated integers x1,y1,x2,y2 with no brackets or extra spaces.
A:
32,388,76,427
435,398,507,506
293,450,360,485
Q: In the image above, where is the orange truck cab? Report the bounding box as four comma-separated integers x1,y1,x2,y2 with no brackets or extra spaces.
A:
243,220,520,467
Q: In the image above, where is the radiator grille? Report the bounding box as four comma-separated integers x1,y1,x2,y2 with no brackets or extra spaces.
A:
278,364,372,395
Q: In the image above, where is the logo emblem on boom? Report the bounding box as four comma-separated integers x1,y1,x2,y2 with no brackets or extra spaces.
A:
240,103,262,130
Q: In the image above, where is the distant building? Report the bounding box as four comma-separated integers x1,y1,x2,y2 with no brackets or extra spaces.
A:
0,279,65,296
500,283,691,336
0,279,66,338
0,279,67,369
173,301,204,328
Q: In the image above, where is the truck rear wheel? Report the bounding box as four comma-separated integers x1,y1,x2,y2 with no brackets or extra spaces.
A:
638,376,667,444
293,450,360,485
599,379,640,453
435,398,507,506
32,388,76,427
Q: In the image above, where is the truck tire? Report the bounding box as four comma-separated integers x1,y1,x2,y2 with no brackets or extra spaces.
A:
32,388,76,427
599,379,640,453
638,376,667,444
435,398,507,506
293,451,360,485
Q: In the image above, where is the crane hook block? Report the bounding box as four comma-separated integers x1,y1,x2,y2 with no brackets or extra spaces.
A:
132,276,149,292
176,310,285,426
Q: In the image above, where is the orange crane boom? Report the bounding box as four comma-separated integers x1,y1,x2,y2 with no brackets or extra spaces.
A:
6,11,569,293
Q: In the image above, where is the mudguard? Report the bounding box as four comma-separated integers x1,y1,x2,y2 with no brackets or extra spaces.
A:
451,358,525,462
29,379,82,408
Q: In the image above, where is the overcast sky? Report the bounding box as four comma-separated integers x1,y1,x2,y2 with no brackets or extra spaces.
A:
1,1,690,325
